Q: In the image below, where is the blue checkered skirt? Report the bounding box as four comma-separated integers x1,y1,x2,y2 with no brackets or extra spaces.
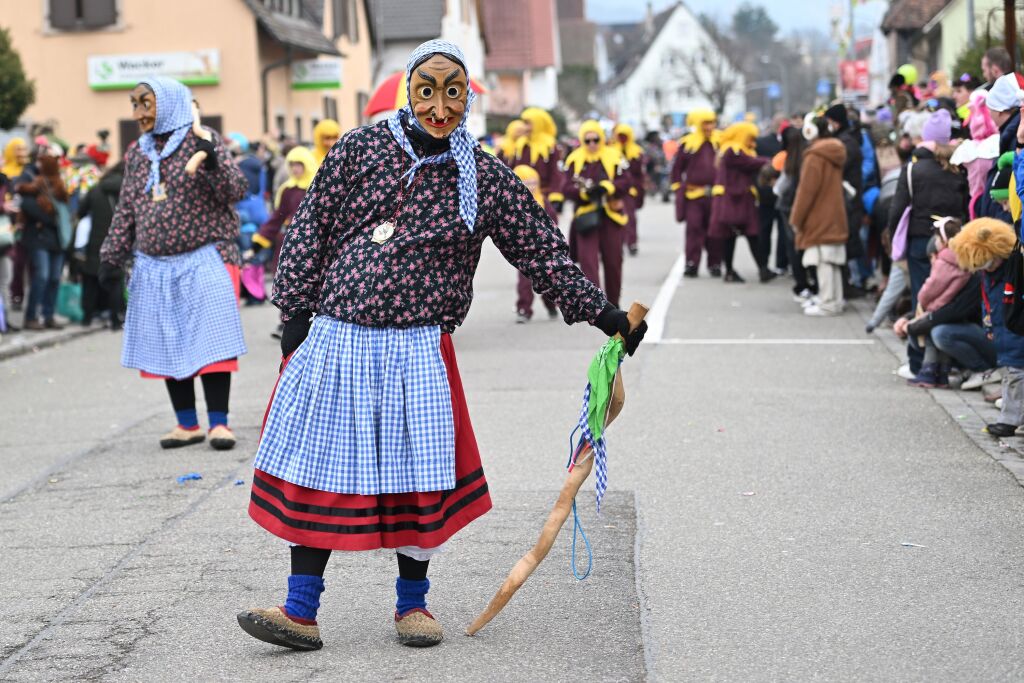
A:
121,244,247,380
253,317,456,495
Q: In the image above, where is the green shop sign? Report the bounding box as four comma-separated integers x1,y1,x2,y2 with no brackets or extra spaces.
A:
291,59,342,90
88,50,221,90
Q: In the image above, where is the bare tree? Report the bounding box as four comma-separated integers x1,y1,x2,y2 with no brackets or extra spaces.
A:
669,45,743,116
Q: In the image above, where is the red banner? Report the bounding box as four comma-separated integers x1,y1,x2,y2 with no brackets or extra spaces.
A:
839,60,869,94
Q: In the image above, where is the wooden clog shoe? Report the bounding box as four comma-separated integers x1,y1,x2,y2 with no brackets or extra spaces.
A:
394,608,443,647
208,425,236,451
237,607,323,651
159,426,205,449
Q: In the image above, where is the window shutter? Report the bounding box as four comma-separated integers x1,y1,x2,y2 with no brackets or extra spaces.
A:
332,0,348,39
48,0,78,30
347,0,358,42
82,0,117,28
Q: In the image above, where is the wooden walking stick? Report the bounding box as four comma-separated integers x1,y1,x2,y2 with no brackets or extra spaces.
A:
466,301,648,636
184,100,212,176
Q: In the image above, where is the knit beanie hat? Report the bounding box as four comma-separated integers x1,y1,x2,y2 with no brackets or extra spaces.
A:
824,104,848,128
922,109,952,144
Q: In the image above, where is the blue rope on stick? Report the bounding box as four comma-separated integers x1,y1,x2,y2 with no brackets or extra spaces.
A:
566,424,593,580
570,498,593,580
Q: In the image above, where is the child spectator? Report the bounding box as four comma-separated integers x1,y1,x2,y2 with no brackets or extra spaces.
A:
949,218,1024,437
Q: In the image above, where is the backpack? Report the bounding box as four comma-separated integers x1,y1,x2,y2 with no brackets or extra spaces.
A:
1003,239,1024,334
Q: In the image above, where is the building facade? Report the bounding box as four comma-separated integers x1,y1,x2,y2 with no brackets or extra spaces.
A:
597,3,745,133
6,0,373,156
481,0,560,117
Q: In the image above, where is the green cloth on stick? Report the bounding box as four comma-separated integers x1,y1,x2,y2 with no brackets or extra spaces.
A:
586,337,625,441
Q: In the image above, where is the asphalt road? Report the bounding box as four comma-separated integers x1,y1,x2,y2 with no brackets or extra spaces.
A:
2,199,1024,682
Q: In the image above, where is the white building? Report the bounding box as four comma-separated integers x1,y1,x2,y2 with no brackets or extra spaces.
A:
367,0,486,135
597,2,745,133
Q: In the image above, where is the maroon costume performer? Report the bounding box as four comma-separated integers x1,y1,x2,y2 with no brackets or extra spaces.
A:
671,109,722,277
613,123,646,256
511,107,563,322
561,120,632,308
709,122,774,283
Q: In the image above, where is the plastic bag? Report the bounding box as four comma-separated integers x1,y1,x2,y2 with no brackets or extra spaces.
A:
56,281,83,322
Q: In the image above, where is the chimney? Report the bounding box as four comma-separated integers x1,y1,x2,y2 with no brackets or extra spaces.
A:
644,1,654,37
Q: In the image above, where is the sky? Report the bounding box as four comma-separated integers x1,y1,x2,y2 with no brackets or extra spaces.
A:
586,0,887,38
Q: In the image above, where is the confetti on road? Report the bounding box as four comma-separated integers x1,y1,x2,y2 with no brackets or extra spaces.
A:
234,479,245,486
900,542,927,548
176,472,203,484
740,491,756,496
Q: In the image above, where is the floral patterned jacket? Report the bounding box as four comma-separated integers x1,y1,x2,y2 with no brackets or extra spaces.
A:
272,121,608,333
101,129,248,267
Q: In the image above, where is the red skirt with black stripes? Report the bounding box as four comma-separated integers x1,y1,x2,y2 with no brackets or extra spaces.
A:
248,333,492,551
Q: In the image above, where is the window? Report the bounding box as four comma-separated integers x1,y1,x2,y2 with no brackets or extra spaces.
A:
356,91,370,125
332,0,359,42
49,0,118,31
295,116,303,142
323,96,338,122
275,114,286,141
263,0,299,16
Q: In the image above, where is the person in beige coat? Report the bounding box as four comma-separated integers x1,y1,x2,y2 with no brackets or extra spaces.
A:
789,123,849,316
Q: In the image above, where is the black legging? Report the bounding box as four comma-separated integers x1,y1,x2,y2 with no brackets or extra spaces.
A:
290,546,429,579
723,232,764,275
164,372,231,413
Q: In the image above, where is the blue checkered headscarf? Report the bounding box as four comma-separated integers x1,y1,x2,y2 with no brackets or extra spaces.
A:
387,39,479,232
136,76,194,193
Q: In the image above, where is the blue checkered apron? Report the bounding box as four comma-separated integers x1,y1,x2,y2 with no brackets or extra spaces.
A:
121,244,247,380
254,317,456,495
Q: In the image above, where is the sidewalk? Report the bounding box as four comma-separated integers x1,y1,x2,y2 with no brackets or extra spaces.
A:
0,307,107,361
852,299,1024,489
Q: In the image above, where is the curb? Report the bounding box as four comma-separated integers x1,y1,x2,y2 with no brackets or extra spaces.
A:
0,325,104,362
852,299,1024,488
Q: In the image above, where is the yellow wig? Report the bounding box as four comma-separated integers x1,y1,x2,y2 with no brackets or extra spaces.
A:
613,123,644,160
949,218,1018,271
564,120,622,180
680,109,717,153
517,107,557,163
2,138,26,179
500,119,527,160
274,146,318,208
513,164,544,205
312,119,341,166
718,122,759,156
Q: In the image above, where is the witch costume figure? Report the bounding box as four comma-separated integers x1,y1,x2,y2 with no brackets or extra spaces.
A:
237,40,647,651
99,77,249,450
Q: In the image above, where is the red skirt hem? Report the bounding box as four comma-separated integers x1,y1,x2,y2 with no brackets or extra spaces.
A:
248,332,492,551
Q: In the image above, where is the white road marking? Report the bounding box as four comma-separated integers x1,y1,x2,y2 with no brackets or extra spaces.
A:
645,252,687,343
654,338,876,346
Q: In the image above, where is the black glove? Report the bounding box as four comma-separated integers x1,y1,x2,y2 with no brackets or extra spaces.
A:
97,262,123,288
280,310,313,358
587,183,608,201
594,303,647,356
196,138,218,170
